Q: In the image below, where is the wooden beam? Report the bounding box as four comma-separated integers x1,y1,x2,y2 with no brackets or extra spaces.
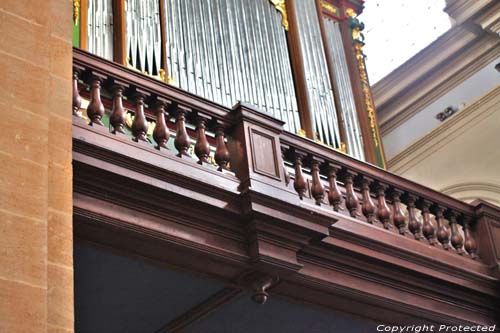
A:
315,0,348,149
286,0,314,138
155,286,242,333
80,0,88,50
159,0,169,78
113,0,127,65
339,17,378,165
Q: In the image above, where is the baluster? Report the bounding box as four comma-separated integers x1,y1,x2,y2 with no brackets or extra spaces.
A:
376,183,391,229
281,145,291,186
359,176,376,223
406,194,423,240
343,170,359,217
392,189,407,234
463,217,478,259
326,164,342,212
109,83,126,134
214,124,231,171
86,74,106,126
194,113,211,164
419,199,437,245
72,66,83,116
448,211,464,255
152,98,170,150
309,156,325,206
131,92,149,142
292,150,308,199
433,206,450,250
173,106,191,157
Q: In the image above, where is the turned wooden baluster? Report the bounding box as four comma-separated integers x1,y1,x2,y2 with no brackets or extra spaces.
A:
463,217,478,259
448,211,464,255
86,74,106,126
392,189,407,234
194,113,211,164
433,205,450,250
406,194,423,240
376,183,391,229
72,67,83,116
109,83,126,134
327,164,342,212
174,106,191,157
292,150,308,199
281,145,291,186
152,98,170,150
309,156,325,205
360,176,376,223
131,93,149,142
344,170,359,217
419,200,437,245
214,124,231,171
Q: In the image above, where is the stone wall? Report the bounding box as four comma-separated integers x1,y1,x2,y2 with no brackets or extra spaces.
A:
0,1,73,331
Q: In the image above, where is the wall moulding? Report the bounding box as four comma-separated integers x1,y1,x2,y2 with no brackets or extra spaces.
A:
373,27,500,136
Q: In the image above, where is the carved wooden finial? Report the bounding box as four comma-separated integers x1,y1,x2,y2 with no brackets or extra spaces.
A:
251,275,279,305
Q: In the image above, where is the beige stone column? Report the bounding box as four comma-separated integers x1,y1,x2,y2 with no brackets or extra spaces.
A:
0,1,74,332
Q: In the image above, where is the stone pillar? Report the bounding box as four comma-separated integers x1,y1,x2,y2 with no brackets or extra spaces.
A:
0,1,74,331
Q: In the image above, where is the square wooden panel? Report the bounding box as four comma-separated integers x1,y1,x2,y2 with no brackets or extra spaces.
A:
249,128,281,180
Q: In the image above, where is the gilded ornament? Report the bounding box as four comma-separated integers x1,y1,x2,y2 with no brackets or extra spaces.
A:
126,111,156,136
269,0,289,31
297,129,307,137
126,57,169,84
345,8,356,18
320,1,337,15
335,142,347,154
349,19,380,148
73,0,80,25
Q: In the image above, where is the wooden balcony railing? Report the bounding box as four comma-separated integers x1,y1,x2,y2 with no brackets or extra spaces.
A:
72,48,500,279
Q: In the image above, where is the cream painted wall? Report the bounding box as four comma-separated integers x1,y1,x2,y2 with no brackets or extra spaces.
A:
388,86,500,205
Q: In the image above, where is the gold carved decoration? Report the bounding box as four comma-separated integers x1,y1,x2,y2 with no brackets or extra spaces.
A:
320,1,337,15
354,43,379,148
73,0,80,25
126,58,174,84
297,129,307,137
336,142,347,154
269,0,289,31
346,9,380,149
345,8,356,18
125,112,156,136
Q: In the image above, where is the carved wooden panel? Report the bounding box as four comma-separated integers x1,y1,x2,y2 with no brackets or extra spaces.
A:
250,128,280,180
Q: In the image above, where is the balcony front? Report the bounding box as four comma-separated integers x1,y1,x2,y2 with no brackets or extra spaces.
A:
72,47,500,327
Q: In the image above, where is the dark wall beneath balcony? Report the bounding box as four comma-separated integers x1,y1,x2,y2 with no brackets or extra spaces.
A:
74,242,225,333
74,242,377,333
185,293,377,333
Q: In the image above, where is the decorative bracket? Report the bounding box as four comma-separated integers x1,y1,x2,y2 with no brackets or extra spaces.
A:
269,0,289,31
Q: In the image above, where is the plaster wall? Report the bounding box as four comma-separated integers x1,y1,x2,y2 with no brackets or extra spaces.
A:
388,85,500,205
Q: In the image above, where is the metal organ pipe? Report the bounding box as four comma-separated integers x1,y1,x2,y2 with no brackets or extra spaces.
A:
292,0,342,148
164,0,301,133
124,0,162,75
323,18,365,160
87,0,114,61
